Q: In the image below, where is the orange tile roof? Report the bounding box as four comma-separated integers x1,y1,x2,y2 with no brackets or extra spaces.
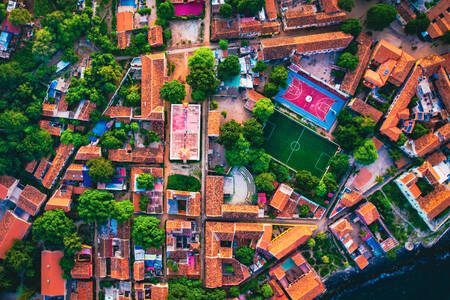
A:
116,11,134,32
418,161,441,185
284,5,346,29
268,225,316,259
16,184,47,216
285,270,326,300
437,122,450,140
0,175,17,199
357,202,380,225
25,160,37,173
397,1,416,22
134,261,145,281
104,106,132,119
265,0,277,20
64,163,84,181
110,257,129,280
372,137,383,152
39,120,62,136
414,132,440,157
400,172,416,185
270,265,286,281
330,218,353,239
151,284,169,300
417,184,450,220
426,0,450,38
75,146,101,161
148,25,163,47
261,32,352,61
409,183,422,199
340,190,363,207
206,176,224,216
221,204,259,218
208,111,221,136
426,151,446,166
42,143,74,189
261,21,281,35
270,183,293,212
435,67,450,111
71,281,93,300
140,53,165,120
247,89,265,102
117,31,130,49
211,18,240,41
0,210,30,258
240,20,262,34
42,103,57,117
77,101,96,121
354,254,369,270
41,250,65,297
321,0,340,13
349,98,383,123
71,249,92,279
34,158,50,180
45,185,73,212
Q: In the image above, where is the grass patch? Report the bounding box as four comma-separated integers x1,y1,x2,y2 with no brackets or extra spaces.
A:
167,174,201,192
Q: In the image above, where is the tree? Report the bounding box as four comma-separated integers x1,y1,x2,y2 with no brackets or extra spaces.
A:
217,55,241,81
229,286,240,297
167,174,201,192
19,127,53,161
269,162,288,183
139,194,150,211
323,173,338,193
217,120,243,149
157,1,175,20
253,97,274,122
329,153,350,178
0,4,6,23
250,150,271,174
132,216,165,249
334,125,362,151
137,173,155,190
112,200,134,224
397,133,407,146
86,157,115,183
354,139,378,165
225,135,250,166
32,209,76,246
63,232,82,258
307,238,316,248
235,246,255,266
219,3,233,18
60,130,89,147
219,39,229,50
188,47,215,69
263,82,279,98
253,61,267,73
269,65,288,88
375,175,384,184
315,181,327,197
366,4,397,31
337,52,359,70
340,18,362,37
405,13,430,35
160,80,186,104
354,115,375,136
9,8,32,26
32,28,57,62
0,110,28,134
338,0,354,12
186,65,219,95
4,240,35,278
254,172,275,192
316,231,326,241
237,0,265,17
410,122,429,140
243,118,264,147
321,255,330,264
299,204,310,217
62,48,79,64
443,30,450,44
77,189,115,223
261,284,273,298
100,132,123,149
295,170,319,193
192,89,207,102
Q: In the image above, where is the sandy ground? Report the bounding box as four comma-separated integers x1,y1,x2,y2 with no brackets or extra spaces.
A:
169,20,202,46
167,51,195,102
297,53,338,84
210,95,252,125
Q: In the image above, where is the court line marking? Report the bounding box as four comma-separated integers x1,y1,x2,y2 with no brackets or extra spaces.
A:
315,152,331,173
286,126,305,164
264,121,277,140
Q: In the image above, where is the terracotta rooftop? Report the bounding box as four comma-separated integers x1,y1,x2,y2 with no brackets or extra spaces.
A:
25,160,37,173
148,24,163,47
270,183,293,212
349,98,383,123
284,5,346,30
39,120,62,136
117,31,130,49
71,281,93,300
34,158,50,180
320,0,340,13
140,53,165,120
77,101,96,121
205,176,224,216
426,151,446,166
42,103,57,117
16,184,47,216
240,20,262,34
357,202,380,225
265,0,278,20
397,1,416,22
285,270,326,300
42,143,74,189
45,185,73,212
340,190,363,207
261,32,352,60
0,175,17,199
221,204,259,219
0,210,31,258
166,190,201,216
211,18,240,41
208,111,221,137
41,250,65,297
71,249,92,279
247,89,265,102
75,146,101,161
425,0,450,38
267,225,316,259
110,257,130,280
372,137,384,152
414,132,441,157
261,21,281,35
435,67,450,112
151,284,169,300
417,184,450,220
116,11,134,32
330,218,353,239
354,254,369,270
104,106,132,119
134,261,145,281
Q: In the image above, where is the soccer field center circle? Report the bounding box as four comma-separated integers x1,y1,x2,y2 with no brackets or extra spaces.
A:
290,141,301,152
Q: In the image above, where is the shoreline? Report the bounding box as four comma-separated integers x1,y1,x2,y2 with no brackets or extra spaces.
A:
321,229,450,299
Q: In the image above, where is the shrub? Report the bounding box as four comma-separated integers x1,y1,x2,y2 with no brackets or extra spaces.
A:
167,174,201,192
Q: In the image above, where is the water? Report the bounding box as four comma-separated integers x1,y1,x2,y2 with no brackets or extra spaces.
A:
322,232,450,300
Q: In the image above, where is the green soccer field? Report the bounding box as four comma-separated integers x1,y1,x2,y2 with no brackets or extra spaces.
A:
263,111,338,177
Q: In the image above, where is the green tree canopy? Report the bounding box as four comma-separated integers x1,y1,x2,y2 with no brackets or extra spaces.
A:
443,30,450,44
295,170,319,194
329,153,350,178
323,172,338,193
225,135,251,166
254,172,275,192
253,97,274,122
188,47,215,68
217,120,243,149
132,216,165,249
337,52,359,70
263,82,279,98
32,209,76,246
243,118,264,147
307,238,316,248
235,245,255,266
160,80,186,104
261,284,273,298
366,4,397,31
219,39,229,50
112,200,134,224
270,161,289,182
9,8,32,26
186,65,219,95
354,139,378,165
63,232,82,258
315,181,327,197
269,65,288,88
32,28,57,62
219,3,233,18
237,0,265,17
340,18,362,36
405,13,430,35
77,189,115,223
86,157,115,183
338,0,355,12
299,204,310,216
0,110,29,134
4,240,36,278
0,4,6,23
157,1,175,20
410,122,430,140
19,127,54,161
217,55,241,81
253,60,267,73
137,173,155,190
249,149,271,174
167,174,201,192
